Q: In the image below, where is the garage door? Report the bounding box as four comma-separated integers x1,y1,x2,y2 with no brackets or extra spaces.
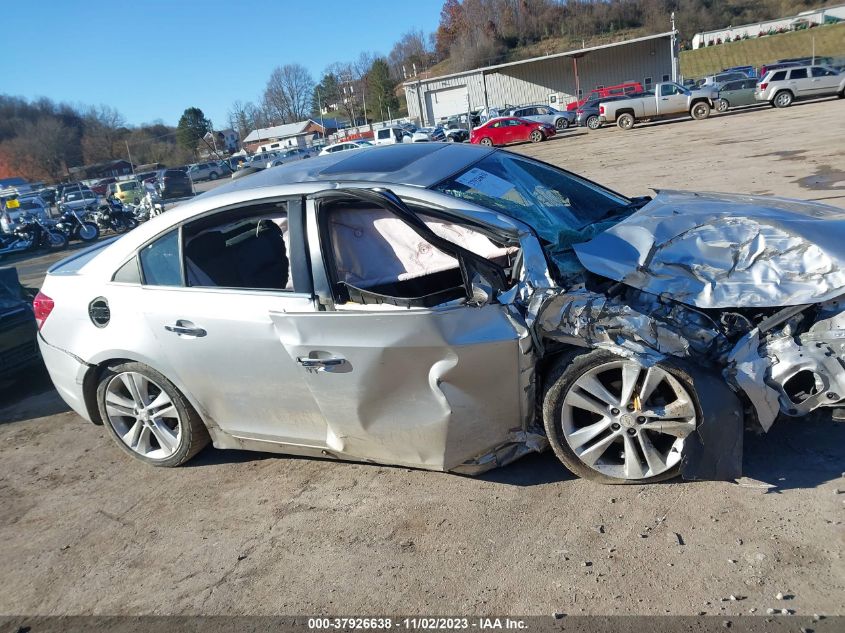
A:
425,85,468,124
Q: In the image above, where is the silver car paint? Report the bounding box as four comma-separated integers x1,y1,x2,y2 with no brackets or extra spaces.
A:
37,145,845,477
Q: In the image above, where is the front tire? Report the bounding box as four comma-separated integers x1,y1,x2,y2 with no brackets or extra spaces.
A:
78,222,99,242
208,172,218,180
529,129,544,143
542,349,698,484
690,101,711,119
773,90,793,108
97,362,210,467
46,231,68,250
586,115,601,130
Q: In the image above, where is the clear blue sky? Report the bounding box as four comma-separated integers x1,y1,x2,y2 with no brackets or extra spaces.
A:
2,0,443,128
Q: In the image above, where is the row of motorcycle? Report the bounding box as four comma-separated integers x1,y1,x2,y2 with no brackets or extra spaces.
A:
0,196,157,260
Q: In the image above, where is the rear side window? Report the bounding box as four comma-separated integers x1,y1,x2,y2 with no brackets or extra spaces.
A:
771,71,788,81
113,256,141,284
139,230,182,286
788,68,807,79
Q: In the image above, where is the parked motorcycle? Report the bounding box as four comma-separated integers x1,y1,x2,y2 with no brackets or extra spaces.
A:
55,205,100,242
0,214,68,260
88,198,139,233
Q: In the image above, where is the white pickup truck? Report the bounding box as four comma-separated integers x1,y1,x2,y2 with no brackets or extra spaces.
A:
599,82,721,130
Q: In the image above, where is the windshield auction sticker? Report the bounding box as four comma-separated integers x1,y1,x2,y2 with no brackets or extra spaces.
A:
455,168,514,198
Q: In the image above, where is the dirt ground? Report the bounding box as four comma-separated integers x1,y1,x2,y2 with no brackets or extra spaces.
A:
1,98,844,618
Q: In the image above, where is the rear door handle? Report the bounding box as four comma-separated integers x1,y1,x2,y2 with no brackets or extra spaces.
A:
165,321,207,337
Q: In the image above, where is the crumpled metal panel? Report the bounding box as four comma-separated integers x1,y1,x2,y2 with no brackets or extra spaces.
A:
534,286,727,366
574,190,845,308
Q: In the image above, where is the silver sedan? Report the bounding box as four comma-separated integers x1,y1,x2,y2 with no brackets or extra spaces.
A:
36,143,845,483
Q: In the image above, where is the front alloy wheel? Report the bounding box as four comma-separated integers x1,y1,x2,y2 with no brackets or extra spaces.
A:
97,362,209,466
543,350,697,484
586,115,601,130
529,129,544,143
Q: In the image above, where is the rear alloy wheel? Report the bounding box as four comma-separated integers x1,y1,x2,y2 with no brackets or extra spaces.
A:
555,117,569,130
529,129,544,143
690,101,711,120
586,115,601,130
543,350,698,484
717,99,729,113
208,172,218,180
97,362,209,467
617,113,635,130
480,137,493,146
773,90,793,108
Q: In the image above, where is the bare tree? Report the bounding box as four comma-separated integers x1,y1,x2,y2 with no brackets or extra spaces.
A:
389,29,433,79
81,105,126,164
262,64,316,124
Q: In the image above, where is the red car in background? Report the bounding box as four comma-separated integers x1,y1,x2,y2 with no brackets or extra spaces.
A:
470,117,555,146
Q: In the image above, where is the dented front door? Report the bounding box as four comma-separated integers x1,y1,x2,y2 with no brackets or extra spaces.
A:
269,304,524,470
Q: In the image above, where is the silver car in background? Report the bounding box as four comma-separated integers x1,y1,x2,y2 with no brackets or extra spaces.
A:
507,104,576,130
755,64,845,107
36,144,845,484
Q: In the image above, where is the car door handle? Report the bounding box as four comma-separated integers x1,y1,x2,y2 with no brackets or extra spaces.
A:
296,356,347,371
164,322,207,337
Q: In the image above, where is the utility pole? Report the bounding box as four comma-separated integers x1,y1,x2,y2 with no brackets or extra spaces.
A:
670,11,679,83
125,140,135,176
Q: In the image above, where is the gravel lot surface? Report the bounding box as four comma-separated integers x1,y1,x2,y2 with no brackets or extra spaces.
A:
1,98,843,618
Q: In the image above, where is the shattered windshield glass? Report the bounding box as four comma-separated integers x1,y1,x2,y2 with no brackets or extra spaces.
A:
432,153,630,244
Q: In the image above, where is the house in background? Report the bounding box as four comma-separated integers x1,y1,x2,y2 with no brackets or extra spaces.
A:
203,129,240,153
243,119,339,153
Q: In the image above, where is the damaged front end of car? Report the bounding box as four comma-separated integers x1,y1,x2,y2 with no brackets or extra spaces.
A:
509,189,845,481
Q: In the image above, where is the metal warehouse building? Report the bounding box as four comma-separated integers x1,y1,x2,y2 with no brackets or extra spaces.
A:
404,32,678,125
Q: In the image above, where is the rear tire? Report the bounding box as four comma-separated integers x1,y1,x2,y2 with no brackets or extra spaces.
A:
717,99,729,113
97,362,210,467
554,117,569,130
773,90,793,108
617,113,635,130
208,172,218,180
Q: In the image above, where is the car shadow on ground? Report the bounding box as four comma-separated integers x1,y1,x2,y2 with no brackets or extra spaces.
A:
0,363,70,424
741,412,844,492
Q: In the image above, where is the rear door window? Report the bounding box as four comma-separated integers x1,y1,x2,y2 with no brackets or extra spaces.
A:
811,67,836,77
140,230,182,287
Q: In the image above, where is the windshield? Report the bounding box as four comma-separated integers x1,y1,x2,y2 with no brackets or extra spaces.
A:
431,152,630,243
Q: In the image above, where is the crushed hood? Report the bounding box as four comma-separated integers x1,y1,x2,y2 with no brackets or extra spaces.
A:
573,190,845,308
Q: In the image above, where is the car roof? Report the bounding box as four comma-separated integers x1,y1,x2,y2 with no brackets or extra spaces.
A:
204,143,494,199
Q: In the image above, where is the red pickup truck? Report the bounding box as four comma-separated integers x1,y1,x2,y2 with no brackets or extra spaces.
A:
566,81,644,111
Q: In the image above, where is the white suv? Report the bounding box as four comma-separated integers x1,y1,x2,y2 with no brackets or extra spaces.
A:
755,65,845,108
